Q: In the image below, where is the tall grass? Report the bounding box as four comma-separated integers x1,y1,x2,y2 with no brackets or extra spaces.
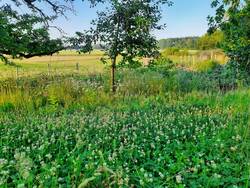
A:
0,54,249,187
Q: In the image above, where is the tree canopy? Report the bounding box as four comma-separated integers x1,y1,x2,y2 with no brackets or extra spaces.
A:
158,37,199,50
158,31,223,50
0,5,63,64
197,30,223,50
0,0,105,64
70,0,172,92
209,0,250,72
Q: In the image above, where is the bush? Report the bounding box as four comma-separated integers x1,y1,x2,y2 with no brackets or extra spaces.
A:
168,70,218,93
210,61,250,91
161,48,189,57
148,56,174,68
118,58,143,69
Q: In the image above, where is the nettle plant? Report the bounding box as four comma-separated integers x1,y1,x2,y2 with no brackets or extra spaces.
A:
71,0,173,92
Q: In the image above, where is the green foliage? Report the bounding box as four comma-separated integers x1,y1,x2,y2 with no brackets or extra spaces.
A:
70,0,172,92
148,56,174,76
0,102,15,112
0,5,63,63
158,31,223,50
118,58,143,69
209,0,250,72
149,56,173,66
197,30,224,50
0,0,107,63
162,48,189,57
0,81,249,187
74,0,172,63
158,37,199,49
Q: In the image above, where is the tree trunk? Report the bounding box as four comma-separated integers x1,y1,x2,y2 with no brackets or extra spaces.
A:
111,57,116,93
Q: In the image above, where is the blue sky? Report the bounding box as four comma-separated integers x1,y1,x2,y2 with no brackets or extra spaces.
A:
49,0,216,39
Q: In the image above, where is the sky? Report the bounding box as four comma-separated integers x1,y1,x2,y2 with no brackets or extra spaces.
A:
49,0,216,39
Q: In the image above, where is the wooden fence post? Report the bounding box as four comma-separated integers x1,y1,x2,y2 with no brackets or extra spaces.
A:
16,67,19,78
48,63,51,76
76,62,79,71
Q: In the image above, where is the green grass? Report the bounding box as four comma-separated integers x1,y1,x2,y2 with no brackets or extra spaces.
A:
0,70,249,187
0,52,249,187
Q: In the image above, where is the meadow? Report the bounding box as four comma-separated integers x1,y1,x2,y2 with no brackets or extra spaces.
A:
0,49,226,79
0,50,105,79
0,51,249,187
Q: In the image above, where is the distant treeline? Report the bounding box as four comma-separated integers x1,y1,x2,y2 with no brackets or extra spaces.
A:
158,31,223,50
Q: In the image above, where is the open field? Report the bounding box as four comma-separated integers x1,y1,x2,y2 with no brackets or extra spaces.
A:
0,49,228,79
0,50,105,79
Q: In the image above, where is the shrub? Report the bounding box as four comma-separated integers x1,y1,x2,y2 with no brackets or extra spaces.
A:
210,61,250,91
148,56,174,68
161,48,189,57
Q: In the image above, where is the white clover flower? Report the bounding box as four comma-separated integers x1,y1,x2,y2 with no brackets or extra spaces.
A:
1,170,9,176
150,143,155,149
46,154,52,160
211,161,217,168
232,185,238,188
17,183,25,188
159,172,164,178
176,174,182,183
214,173,221,178
230,146,237,151
139,179,144,185
236,135,241,141
0,158,7,166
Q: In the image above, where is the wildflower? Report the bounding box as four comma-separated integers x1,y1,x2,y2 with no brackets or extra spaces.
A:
211,161,217,168
17,183,25,188
0,158,7,167
214,173,221,178
235,135,241,141
139,179,144,186
176,174,182,183
230,146,237,151
159,172,164,178
46,154,52,160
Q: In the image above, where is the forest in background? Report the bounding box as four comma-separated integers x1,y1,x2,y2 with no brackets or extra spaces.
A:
158,31,223,50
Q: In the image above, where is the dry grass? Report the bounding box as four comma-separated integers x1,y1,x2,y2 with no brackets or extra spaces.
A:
0,50,105,79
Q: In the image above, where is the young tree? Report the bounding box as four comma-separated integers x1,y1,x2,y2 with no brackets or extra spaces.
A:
72,0,172,92
208,0,250,72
